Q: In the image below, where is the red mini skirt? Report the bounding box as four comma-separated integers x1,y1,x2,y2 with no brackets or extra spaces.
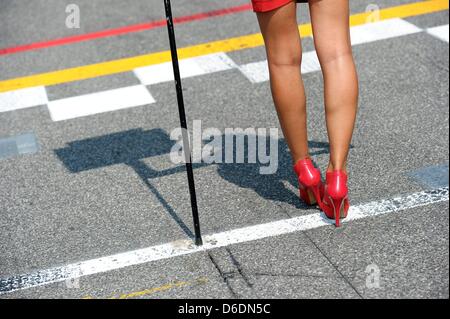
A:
252,0,308,12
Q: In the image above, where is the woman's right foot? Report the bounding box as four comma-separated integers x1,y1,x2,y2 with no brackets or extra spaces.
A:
321,170,350,227
293,158,324,206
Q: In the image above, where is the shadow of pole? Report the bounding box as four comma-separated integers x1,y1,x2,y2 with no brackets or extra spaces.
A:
55,128,350,237
127,159,195,239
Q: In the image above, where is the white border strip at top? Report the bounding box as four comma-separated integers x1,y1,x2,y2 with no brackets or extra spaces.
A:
0,186,448,294
133,52,237,86
426,24,449,43
238,18,424,83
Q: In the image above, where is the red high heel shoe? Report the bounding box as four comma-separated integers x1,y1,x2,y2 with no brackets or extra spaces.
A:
293,158,324,206
322,170,350,227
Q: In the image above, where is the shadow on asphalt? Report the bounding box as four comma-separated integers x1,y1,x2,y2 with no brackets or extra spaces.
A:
54,128,334,238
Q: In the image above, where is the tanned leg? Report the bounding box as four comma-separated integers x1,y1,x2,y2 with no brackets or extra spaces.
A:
256,1,309,163
309,0,359,173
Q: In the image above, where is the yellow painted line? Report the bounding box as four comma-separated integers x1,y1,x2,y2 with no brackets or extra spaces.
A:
82,277,208,300
0,0,447,93
114,280,189,299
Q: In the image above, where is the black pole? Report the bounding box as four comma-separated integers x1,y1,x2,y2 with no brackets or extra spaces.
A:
164,0,203,246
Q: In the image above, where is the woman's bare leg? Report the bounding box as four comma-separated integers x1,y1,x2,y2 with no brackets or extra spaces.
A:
256,1,309,163
309,0,359,173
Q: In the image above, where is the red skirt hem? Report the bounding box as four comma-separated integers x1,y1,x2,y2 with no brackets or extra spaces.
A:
252,0,306,13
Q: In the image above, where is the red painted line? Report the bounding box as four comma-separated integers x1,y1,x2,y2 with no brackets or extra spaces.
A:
0,3,253,56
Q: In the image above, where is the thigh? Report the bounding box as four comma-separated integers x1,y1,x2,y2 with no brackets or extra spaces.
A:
309,0,352,64
256,1,302,66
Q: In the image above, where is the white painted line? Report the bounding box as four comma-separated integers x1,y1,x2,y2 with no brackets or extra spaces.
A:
0,86,48,113
238,61,269,84
301,51,321,74
350,18,422,45
239,51,321,84
0,186,447,294
134,52,237,85
426,24,449,43
47,85,155,121
240,18,423,83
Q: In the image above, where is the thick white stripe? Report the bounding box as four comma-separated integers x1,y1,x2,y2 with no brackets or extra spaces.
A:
301,51,321,74
239,50,321,84
238,61,269,84
0,86,48,113
0,187,447,294
134,52,237,85
427,24,449,43
239,18,423,83
47,85,155,121
350,18,422,45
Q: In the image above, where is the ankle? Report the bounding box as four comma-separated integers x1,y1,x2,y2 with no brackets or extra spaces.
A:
293,154,312,165
327,163,347,174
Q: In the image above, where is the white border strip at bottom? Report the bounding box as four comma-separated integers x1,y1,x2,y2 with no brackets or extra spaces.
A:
0,186,448,294
0,86,48,113
47,85,155,122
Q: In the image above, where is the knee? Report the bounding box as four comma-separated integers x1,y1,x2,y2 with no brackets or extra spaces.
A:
316,45,353,66
268,50,302,68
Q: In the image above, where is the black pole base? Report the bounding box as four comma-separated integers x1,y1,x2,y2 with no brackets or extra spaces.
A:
195,237,203,246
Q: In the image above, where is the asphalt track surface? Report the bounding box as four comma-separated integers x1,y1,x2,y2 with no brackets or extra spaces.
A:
0,0,449,299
